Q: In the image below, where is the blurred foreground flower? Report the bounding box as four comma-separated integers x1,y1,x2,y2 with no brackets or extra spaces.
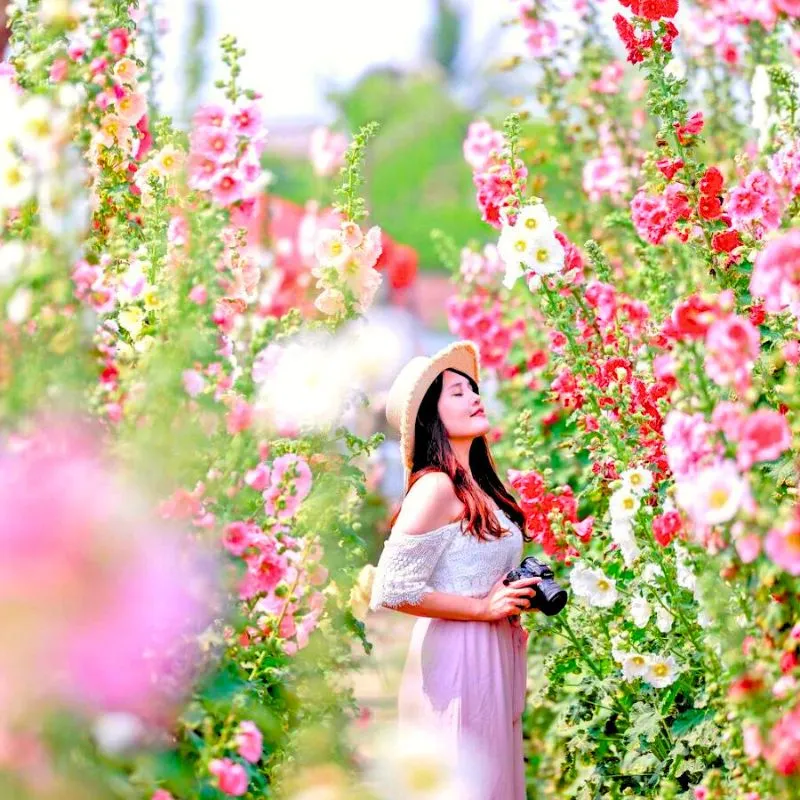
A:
253,318,406,433
0,418,219,723
364,722,488,800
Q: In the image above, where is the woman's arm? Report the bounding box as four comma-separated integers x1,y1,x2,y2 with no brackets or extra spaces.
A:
388,576,541,622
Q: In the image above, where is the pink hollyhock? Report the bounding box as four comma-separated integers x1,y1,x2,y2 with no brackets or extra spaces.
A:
222,521,255,557
226,397,253,435
704,314,761,390
663,410,719,479
736,408,791,469
674,111,704,145
235,720,263,763
583,148,630,202
309,126,348,177
192,126,237,164
49,58,68,82
211,170,245,207
765,517,800,575
711,400,747,440
735,534,761,563
193,103,227,129
239,549,288,599
473,161,527,228
188,284,207,304
726,170,784,235
463,120,505,171
590,61,625,94
751,229,800,314
245,463,271,491
524,18,559,57
151,791,174,800
107,28,129,56
231,101,262,137
187,152,219,191
209,759,248,796
182,369,205,397
764,705,800,775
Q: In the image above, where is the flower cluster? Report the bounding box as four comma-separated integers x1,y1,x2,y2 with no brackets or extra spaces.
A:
497,203,565,289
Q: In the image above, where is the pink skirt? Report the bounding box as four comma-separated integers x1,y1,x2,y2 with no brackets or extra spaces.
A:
397,615,529,800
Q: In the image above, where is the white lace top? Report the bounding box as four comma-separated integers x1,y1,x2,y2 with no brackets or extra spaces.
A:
369,507,524,610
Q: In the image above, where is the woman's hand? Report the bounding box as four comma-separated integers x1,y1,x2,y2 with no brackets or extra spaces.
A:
476,576,541,622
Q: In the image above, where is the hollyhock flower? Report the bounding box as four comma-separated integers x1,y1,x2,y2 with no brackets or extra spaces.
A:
765,517,800,575
609,488,640,520
653,510,683,547
222,521,255,557
675,460,747,526
590,61,625,94
674,112,704,145
610,520,641,566
182,369,205,397
712,229,742,253
236,721,263,763
569,563,618,607
630,595,651,627
764,706,800,776
645,654,679,687
663,410,718,479
524,19,559,57
193,103,227,129
152,791,175,800
231,101,262,137
309,126,348,177
656,157,684,181
474,160,527,228
583,148,630,202
621,652,650,681
699,166,724,195
463,120,505,171
655,605,674,632
736,408,791,469
226,397,253,435
114,90,146,125
113,57,140,84
245,463,271,492
107,27,129,55
620,467,653,495
751,229,800,315
704,314,761,390
154,145,184,177
209,759,248,796
211,170,245,207
192,126,237,164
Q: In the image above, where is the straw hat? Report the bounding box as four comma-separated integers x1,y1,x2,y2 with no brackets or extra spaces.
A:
385,340,480,489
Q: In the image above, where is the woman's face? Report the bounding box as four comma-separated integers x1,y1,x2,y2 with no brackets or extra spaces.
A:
436,370,489,441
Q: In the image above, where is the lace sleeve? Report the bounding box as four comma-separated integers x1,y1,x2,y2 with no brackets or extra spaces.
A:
369,523,459,611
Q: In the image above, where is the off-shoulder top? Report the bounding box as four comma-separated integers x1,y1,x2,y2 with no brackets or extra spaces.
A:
369,508,524,611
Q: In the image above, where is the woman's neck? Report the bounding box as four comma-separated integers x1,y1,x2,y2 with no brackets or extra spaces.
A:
449,438,473,479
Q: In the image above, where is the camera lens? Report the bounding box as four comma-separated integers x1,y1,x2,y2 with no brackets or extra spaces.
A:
538,579,568,616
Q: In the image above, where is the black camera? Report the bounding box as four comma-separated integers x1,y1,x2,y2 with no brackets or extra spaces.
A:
503,556,568,616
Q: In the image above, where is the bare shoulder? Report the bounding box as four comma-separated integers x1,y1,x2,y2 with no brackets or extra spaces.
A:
393,472,463,536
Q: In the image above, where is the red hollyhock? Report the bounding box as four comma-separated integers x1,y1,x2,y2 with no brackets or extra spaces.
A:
671,294,719,339
639,0,678,19
699,166,724,196
698,194,722,220
613,14,647,64
653,510,683,546
749,303,766,326
674,111,704,145
656,158,684,180
712,229,742,253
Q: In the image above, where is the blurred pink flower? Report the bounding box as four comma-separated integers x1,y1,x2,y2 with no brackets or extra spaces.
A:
0,420,216,722
182,369,206,397
309,127,348,177
704,314,761,391
751,229,800,316
235,720,263,763
463,121,505,171
765,517,800,575
151,791,175,800
193,103,227,129
231,101,263,137
736,408,791,469
211,170,245,207
209,758,248,796
192,126,237,164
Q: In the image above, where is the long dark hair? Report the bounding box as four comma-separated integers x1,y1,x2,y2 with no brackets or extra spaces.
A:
403,368,528,541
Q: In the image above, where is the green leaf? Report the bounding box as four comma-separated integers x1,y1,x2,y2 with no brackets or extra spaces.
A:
671,708,714,737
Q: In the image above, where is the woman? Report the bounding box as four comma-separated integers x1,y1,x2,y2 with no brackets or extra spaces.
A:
369,340,540,800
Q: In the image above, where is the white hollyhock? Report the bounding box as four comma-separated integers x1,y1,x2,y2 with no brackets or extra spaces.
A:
6,286,32,324
498,202,563,289
644,655,680,689
610,520,641,567
609,488,640,521
569,563,618,608
515,203,558,237
675,460,747,526
673,543,697,593
630,595,651,628
0,154,34,210
641,562,664,585
526,231,565,277
620,466,653,496
655,605,674,633
621,653,650,682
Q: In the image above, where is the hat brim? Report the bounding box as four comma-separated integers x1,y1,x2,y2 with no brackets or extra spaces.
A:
396,341,480,490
